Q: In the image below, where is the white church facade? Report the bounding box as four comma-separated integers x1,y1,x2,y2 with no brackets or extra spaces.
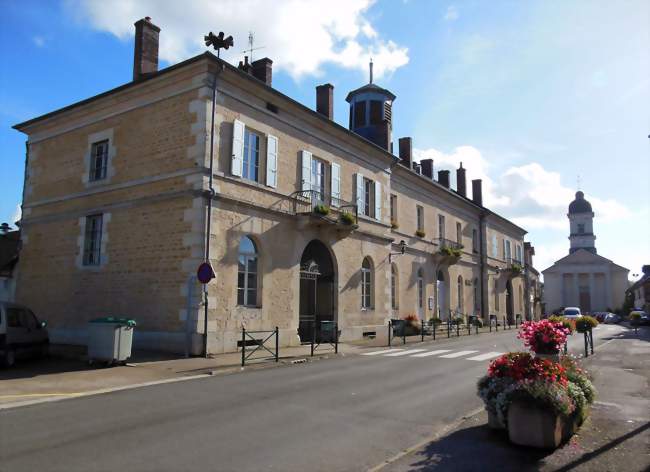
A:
542,191,629,313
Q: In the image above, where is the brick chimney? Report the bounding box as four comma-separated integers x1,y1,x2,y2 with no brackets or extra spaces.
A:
133,17,160,81
438,170,450,188
456,162,467,197
251,58,273,86
316,84,334,120
472,179,483,206
398,137,412,167
420,159,434,179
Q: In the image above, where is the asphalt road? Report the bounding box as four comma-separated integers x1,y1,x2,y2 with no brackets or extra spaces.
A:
0,325,621,472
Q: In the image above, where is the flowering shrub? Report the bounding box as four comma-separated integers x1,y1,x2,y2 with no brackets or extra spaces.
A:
477,352,596,427
518,319,570,354
548,315,576,334
575,316,598,333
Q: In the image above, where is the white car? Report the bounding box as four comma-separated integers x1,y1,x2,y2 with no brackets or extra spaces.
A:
0,301,49,367
562,307,582,319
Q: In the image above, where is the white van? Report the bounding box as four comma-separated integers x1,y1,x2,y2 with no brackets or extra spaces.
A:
562,307,582,320
0,301,49,367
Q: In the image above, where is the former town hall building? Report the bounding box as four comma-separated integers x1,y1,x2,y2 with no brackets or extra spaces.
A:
12,18,540,354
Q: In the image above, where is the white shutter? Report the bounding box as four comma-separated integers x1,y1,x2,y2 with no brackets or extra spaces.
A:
301,150,312,192
331,162,341,207
374,181,381,220
355,173,364,213
231,119,245,177
266,135,278,188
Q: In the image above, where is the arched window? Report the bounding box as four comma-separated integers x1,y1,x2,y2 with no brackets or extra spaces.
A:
417,268,424,310
361,257,373,309
391,264,399,310
457,276,464,312
237,236,258,306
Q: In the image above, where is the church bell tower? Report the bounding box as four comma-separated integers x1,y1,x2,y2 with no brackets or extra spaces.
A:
568,191,596,254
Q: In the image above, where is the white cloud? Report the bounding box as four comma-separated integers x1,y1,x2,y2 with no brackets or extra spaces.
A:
413,146,631,231
32,36,45,47
12,205,22,226
67,0,409,80
444,5,459,22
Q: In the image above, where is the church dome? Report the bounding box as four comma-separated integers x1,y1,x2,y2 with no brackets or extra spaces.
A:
569,191,592,214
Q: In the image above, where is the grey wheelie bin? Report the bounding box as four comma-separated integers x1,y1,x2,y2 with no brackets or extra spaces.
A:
87,317,136,365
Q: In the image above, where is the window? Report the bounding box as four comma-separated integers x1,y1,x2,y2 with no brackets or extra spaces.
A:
311,158,327,197
492,234,498,258
355,174,380,220
370,100,383,125
354,101,367,128
390,194,397,225
361,257,373,309
391,264,398,310
472,229,478,253
416,205,424,232
438,214,446,240
578,223,585,234
516,245,522,263
364,178,373,217
83,214,103,266
242,129,260,182
456,222,462,245
237,236,258,307
505,240,512,262
417,268,425,311
89,140,109,181
457,276,463,312
6,308,23,328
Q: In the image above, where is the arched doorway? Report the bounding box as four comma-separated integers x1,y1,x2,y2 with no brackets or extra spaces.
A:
299,240,336,342
506,280,514,324
436,270,448,320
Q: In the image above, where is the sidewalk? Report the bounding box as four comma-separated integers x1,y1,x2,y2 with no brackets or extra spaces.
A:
0,341,362,409
379,325,650,472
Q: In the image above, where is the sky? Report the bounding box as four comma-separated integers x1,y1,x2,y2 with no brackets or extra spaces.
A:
1,0,648,279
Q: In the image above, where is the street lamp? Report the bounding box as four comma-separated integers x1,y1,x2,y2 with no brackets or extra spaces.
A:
389,240,407,263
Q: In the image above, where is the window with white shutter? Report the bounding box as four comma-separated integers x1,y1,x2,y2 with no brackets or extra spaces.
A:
231,119,245,177
355,173,364,213
301,150,312,192
374,181,381,221
266,135,278,188
331,162,341,207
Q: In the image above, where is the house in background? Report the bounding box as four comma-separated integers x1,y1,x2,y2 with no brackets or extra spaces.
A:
628,265,650,313
0,223,20,302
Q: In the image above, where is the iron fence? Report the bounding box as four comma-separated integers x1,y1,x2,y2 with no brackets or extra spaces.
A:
241,327,279,367
310,321,339,356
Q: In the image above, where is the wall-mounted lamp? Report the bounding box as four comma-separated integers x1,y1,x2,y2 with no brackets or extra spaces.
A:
389,240,407,263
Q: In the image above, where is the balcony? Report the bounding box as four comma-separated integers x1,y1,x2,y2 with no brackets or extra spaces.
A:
433,238,463,265
505,259,524,277
291,190,358,230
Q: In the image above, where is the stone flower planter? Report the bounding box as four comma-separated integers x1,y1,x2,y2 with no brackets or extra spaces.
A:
535,350,560,363
487,410,505,430
507,401,571,449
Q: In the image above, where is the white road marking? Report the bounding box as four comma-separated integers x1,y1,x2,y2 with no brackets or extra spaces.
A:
384,349,428,357
438,350,479,359
362,349,404,356
410,350,452,358
466,352,503,361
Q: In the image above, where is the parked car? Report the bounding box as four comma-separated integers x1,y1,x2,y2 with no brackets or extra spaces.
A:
562,307,582,320
630,310,650,326
0,301,49,367
593,312,608,322
603,313,621,324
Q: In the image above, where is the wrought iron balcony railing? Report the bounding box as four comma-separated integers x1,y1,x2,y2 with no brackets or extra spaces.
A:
290,189,358,225
434,238,464,251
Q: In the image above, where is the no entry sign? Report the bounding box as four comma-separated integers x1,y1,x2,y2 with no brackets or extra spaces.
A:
197,262,216,284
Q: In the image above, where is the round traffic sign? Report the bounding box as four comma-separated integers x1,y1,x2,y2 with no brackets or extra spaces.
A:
197,262,216,284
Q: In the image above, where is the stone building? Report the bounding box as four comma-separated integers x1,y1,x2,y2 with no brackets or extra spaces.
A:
542,191,629,313
628,265,650,313
12,18,535,354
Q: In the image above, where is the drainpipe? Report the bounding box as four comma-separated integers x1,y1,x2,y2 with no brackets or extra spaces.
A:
479,211,487,322
203,68,220,357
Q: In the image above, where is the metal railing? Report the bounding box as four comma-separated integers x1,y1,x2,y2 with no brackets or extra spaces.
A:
290,189,358,224
434,238,464,251
310,321,339,356
241,327,279,366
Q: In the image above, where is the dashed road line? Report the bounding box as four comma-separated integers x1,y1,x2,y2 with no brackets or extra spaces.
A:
362,349,404,356
466,352,503,361
410,350,452,358
438,350,479,359
384,349,427,357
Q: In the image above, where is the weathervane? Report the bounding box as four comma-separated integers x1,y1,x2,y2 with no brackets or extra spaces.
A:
204,31,234,58
242,32,265,62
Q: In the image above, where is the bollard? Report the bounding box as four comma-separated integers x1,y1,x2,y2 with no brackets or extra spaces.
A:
388,321,392,347
241,328,246,367
421,320,425,342
311,321,316,356
475,322,479,335
447,320,451,338
456,322,460,337
433,322,436,340
584,330,589,357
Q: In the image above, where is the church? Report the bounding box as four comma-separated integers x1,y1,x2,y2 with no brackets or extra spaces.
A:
542,191,629,313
